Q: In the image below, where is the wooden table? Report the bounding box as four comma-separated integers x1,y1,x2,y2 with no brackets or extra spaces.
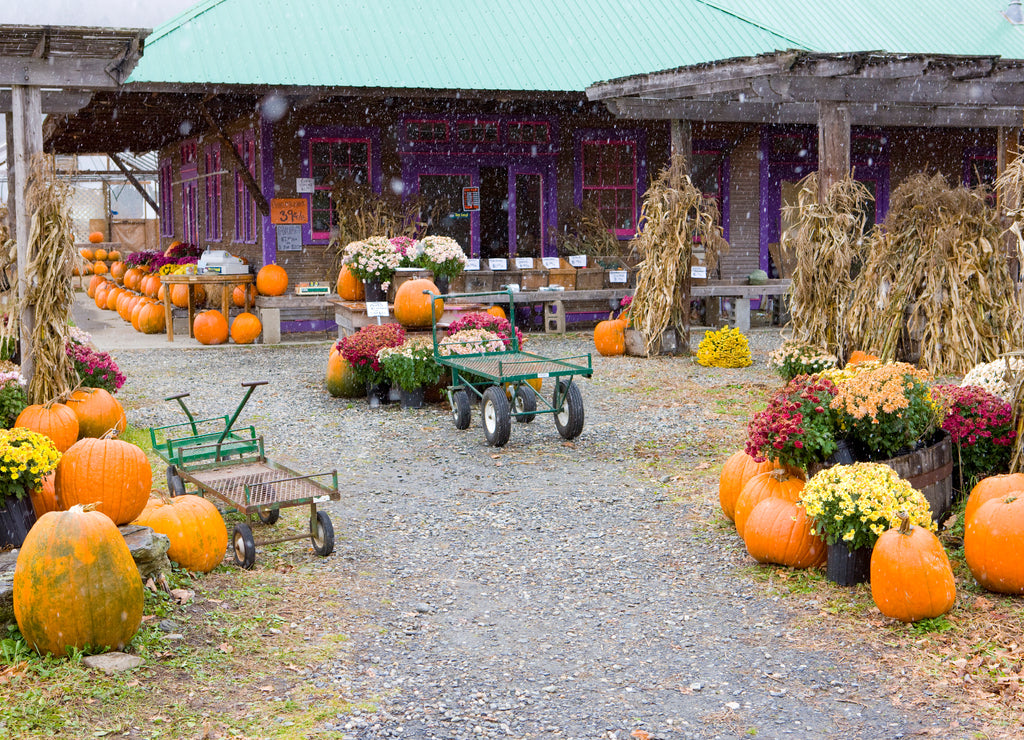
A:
160,273,254,341
691,279,791,331
328,298,489,338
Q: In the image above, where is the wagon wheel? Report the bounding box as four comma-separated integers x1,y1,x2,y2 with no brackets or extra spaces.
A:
553,380,585,441
513,384,537,424
166,465,186,497
481,385,511,447
232,523,256,569
257,507,280,525
450,389,471,430
310,510,335,557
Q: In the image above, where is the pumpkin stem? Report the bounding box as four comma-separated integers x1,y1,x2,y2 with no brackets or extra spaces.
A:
770,468,793,482
897,510,911,534
99,427,121,440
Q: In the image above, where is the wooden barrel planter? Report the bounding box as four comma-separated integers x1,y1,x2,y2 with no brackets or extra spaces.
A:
880,433,953,526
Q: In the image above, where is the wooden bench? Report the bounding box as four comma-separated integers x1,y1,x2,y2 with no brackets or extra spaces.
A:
254,295,335,343
691,279,791,332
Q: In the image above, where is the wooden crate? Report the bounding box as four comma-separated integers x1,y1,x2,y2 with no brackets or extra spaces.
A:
521,269,548,290
575,267,604,291
548,267,576,290
462,270,495,292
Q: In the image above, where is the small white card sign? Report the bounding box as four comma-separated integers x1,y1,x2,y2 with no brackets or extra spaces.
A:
365,301,390,318
515,257,534,269
295,177,315,194
465,258,481,271
568,255,587,268
541,257,560,269
489,258,508,270
608,270,628,284
691,265,707,279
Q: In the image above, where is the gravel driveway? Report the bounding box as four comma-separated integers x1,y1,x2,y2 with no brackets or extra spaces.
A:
105,327,968,740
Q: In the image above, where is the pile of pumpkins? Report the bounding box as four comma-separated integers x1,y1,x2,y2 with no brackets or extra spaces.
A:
719,450,959,624
11,395,229,657
73,231,123,278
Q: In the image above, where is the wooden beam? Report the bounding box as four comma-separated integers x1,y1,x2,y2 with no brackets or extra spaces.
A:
0,90,92,114
198,101,269,217
109,152,159,213
818,102,850,200
0,57,123,89
4,112,13,238
11,84,42,385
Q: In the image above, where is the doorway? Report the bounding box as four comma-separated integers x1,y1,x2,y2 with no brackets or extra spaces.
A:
479,167,508,260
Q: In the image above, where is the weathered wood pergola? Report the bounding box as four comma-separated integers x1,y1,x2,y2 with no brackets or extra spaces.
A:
587,50,1024,198
0,24,146,381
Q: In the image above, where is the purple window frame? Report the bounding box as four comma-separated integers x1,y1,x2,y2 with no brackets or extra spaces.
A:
234,131,258,244
204,143,222,242
406,119,449,143
505,120,551,145
299,126,382,244
575,129,647,239
455,118,501,145
307,136,373,240
182,180,199,245
159,158,174,237
964,145,997,188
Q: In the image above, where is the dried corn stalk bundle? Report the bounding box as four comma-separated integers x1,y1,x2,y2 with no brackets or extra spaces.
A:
21,154,78,404
551,202,632,267
0,206,16,362
630,154,728,356
846,173,1021,375
784,173,872,359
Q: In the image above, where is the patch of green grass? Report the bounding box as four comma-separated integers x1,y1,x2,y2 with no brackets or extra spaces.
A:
909,615,954,635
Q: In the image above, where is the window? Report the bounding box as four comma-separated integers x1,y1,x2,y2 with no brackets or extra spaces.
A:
181,140,199,244
965,149,997,189
234,131,258,243
204,143,222,242
159,158,174,237
506,122,549,145
581,139,638,236
308,137,371,238
180,141,198,166
456,120,499,144
406,120,448,143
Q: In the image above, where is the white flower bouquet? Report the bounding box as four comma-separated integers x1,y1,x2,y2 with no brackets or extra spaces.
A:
439,328,506,356
343,236,402,284
961,357,1024,401
418,236,467,280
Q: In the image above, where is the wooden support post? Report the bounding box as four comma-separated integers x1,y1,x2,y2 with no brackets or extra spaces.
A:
11,85,42,385
817,102,851,201
109,152,160,213
4,113,13,238
670,119,692,171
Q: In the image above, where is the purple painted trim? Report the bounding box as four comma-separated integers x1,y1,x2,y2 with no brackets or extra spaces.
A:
159,158,174,237
403,163,479,256
260,116,276,265
281,319,336,333
298,125,383,245
399,114,558,156
572,127,648,240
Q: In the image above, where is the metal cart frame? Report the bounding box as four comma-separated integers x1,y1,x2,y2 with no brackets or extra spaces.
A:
430,289,593,447
149,381,339,569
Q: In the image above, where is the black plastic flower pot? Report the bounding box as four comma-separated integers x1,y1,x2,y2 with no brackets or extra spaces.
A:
826,541,872,586
0,494,37,548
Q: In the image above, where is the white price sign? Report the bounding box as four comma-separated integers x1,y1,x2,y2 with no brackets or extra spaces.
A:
489,258,508,270
465,259,481,271
608,270,628,284
365,301,390,318
568,255,587,268
691,265,707,279
541,257,560,269
295,177,315,194
515,257,535,269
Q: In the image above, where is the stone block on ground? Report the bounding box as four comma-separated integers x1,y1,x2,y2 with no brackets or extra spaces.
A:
119,524,172,581
0,548,16,623
83,652,144,674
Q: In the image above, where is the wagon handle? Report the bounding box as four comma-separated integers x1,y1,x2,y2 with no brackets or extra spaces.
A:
241,381,268,388
164,392,197,435
217,380,268,445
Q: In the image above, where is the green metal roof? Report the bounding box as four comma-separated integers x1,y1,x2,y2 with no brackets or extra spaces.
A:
126,0,802,90
128,0,1024,91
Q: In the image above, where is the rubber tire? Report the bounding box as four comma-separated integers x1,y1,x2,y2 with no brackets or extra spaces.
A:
553,380,585,441
257,507,280,525
233,523,256,569
513,384,537,424
311,510,335,557
481,385,512,447
451,389,471,430
166,465,186,498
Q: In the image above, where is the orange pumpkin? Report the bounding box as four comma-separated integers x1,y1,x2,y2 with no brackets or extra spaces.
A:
87,274,105,298
107,250,121,261
88,231,104,244
130,299,148,331
56,437,152,525
871,512,956,622
93,261,108,275
326,347,366,398
14,504,143,657
80,247,95,260
169,284,191,308
15,402,79,453
93,248,108,262
133,494,228,573
719,451,778,522
256,264,288,296
109,261,127,280
965,473,1024,528
230,312,262,344
138,301,167,334
734,469,805,538
593,318,626,356
28,473,59,518
743,496,826,569
123,267,142,291
141,274,160,298
486,305,507,321
94,284,111,309
965,494,1024,594
336,266,365,301
231,284,250,308
394,279,443,327
847,350,879,366
66,388,126,439
193,310,229,345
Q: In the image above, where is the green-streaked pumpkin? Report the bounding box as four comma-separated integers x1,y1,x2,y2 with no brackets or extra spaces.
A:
14,504,143,656
55,437,152,525
326,347,365,398
134,494,227,573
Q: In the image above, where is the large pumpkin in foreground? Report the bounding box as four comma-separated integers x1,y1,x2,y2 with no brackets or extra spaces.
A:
964,474,1024,529
743,496,826,569
393,278,442,327
66,388,126,439
194,310,229,345
326,347,364,398
55,437,152,525
965,494,1024,594
134,495,227,573
871,513,955,622
14,504,143,656
230,312,262,344
593,318,626,356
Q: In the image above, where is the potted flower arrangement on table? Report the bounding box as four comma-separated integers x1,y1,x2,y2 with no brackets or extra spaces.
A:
342,236,402,302
417,235,467,294
335,323,406,407
800,462,935,585
445,312,523,350
379,337,443,409
0,427,61,547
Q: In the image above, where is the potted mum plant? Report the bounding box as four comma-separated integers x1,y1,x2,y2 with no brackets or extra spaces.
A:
335,323,406,407
932,384,1015,492
0,427,61,547
379,337,443,409
342,236,402,302
417,235,467,294
0,369,28,427
767,341,838,381
800,462,935,586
